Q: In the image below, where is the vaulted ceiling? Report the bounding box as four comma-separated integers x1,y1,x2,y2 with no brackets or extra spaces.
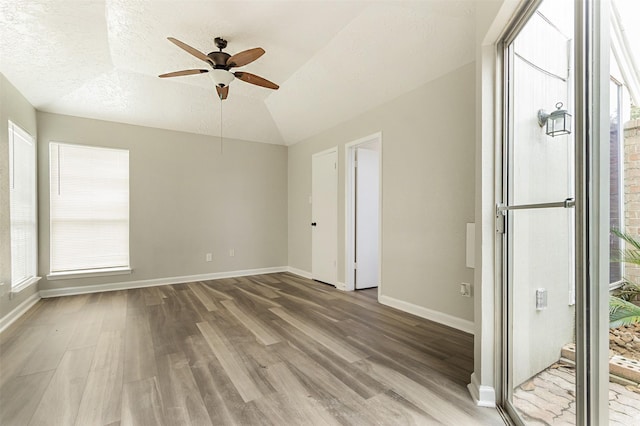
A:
2,1,640,145
0,1,477,145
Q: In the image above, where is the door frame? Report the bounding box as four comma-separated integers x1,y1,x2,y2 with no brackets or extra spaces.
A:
495,0,610,424
311,146,338,286
344,132,382,293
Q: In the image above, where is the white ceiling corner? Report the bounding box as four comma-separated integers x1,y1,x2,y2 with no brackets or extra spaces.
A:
0,0,477,146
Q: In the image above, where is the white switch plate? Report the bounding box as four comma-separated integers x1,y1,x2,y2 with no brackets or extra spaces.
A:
205,253,212,262
229,249,235,257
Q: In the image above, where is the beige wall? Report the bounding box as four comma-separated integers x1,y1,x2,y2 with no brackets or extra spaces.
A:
36,112,288,292
288,63,476,322
0,73,39,319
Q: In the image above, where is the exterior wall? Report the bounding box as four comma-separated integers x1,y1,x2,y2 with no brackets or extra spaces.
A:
36,112,288,293
624,119,640,284
288,62,476,324
0,73,39,320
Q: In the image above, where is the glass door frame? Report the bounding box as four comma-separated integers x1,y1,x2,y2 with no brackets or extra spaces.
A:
496,0,611,424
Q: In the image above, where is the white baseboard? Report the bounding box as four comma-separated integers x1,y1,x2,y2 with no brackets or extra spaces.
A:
286,267,312,279
467,372,496,407
335,281,348,291
378,294,475,335
0,292,41,334
39,266,288,298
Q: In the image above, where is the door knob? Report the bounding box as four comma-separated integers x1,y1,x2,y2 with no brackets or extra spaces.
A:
311,222,317,226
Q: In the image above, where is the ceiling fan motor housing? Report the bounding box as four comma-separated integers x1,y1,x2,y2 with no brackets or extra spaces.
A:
208,51,231,69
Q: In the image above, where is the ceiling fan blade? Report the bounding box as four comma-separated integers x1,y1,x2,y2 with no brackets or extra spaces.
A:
158,69,209,78
234,71,279,90
167,37,212,63
216,85,229,100
227,48,265,68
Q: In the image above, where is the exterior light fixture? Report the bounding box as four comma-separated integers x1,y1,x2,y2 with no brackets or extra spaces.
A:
538,102,572,137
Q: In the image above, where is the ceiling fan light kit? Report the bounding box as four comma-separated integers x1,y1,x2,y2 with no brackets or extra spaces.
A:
209,69,234,87
159,36,279,100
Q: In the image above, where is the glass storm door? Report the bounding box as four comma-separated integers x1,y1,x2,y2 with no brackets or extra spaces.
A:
501,1,577,424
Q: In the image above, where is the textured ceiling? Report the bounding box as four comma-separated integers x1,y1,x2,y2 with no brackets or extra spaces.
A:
0,1,476,145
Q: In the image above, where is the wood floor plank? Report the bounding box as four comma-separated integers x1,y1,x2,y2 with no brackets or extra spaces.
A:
55,294,91,315
68,300,105,350
263,362,340,425
29,345,95,426
75,330,124,426
0,370,54,425
269,319,384,400
201,281,234,300
155,352,213,425
267,344,385,424
121,377,165,426
235,287,281,308
276,290,329,311
188,283,219,312
100,291,128,332
0,324,50,388
270,307,364,363
143,287,166,306
123,311,157,383
363,390,441,425
356,358,502,426
19,317,77,376
220,299,281,346
196,321,263,402
244,277,281,299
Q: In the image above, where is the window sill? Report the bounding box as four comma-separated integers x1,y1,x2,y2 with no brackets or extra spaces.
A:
10,276,41,298
47,267,132,281
610,280,624,291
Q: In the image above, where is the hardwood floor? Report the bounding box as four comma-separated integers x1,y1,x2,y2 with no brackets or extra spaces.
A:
0,273,504,425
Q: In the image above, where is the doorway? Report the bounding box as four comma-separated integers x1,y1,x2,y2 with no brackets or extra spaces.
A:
345,133,381,291
498,0,612,423
500,2,577,423
311,147,338,286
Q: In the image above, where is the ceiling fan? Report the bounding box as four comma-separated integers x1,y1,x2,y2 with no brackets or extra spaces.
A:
159,36,279,100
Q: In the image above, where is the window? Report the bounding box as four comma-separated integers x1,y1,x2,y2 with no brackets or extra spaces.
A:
9,121,38,291
609,78,624,286
49,143,130,275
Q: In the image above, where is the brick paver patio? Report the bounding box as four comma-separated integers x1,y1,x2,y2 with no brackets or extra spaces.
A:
513,364,640,425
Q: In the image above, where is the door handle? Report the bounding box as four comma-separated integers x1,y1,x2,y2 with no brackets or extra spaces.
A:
311,222,317,226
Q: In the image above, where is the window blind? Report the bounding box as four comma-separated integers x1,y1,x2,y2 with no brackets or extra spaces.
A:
49,143,130,273
9,122,37,288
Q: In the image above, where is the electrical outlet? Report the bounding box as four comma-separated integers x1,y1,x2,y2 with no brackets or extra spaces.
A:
229,249,235,257
205,253,212,262
460,283,471,297
536,288,548,310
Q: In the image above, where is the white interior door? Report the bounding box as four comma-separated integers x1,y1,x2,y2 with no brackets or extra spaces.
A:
312,149,337,285
355,147,379,289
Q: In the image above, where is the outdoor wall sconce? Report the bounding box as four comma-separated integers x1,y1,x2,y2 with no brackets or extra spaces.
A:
537,102,572,137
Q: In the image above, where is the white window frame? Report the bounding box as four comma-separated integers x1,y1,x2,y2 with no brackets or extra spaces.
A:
8,121,40,294
47,142,131,279
609,77,625,290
